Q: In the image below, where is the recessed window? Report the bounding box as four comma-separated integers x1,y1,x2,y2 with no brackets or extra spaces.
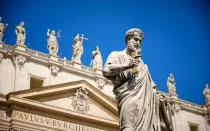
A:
30,77,43,89
189,123,199,131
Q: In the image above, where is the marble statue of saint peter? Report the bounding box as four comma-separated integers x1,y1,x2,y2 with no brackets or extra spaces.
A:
103,28,172,131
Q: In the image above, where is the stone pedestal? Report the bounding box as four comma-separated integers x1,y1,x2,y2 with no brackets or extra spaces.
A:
49,55,59,61
72,61,81,69
171,95,178,99
13,44,27,51
95,69,102,75
0,42,4,49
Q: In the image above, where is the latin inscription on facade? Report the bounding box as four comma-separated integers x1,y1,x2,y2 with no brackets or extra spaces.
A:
0,110,10,120
13,110,106,131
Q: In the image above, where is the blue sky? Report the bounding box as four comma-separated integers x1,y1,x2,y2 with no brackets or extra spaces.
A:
0,0,209,105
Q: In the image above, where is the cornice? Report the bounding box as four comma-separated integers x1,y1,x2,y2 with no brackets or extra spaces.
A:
0,44,113,84
158,91,205,115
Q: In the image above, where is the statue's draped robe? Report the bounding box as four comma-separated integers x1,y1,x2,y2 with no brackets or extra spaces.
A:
167,78,176,96
16,26,25,45
0,23,4,40
203,88,210,106
104,50,171,131
72,41,83,62
92,51,103,69
47,35,58,55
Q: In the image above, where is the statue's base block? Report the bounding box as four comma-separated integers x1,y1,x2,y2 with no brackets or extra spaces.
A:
95,69,102,75
171,95,178,99
49,55,59,61
72,61,81,69
0,42,4,49
13,44,27,51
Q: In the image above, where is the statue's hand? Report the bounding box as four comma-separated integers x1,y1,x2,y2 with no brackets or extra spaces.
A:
128,58,139,68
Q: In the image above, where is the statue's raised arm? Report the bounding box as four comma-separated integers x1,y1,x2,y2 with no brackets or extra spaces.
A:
47,29,50,37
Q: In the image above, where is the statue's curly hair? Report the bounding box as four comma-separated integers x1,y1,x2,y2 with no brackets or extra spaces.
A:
125,28,144,43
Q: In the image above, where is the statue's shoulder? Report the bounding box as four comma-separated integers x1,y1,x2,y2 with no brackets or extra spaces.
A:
108,50,124,57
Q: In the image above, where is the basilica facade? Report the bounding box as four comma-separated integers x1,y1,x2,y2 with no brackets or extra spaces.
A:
0,20,210,131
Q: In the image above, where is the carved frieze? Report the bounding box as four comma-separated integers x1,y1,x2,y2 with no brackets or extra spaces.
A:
51,65,59,77
96,79,105,90
171,103,181,114
15,55,26,70
0,53,3,63
70,87,91,113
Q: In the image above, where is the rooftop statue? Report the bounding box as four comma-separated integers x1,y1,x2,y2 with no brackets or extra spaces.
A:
167,73,177,96
47,29,58,56
71,34,88,63
203,84,210,107
0,17,8,44
15,22,26,46
90,46,103,69
103,28,172,131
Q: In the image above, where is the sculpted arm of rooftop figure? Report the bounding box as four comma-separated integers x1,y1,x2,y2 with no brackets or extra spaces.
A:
15,27,18,35
102,58,139,76
47,29,50,37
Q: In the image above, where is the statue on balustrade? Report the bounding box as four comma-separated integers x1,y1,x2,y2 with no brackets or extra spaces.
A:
72,34,83,63
203,84,210,107
167,73,177,96
0,17,8,44
47,29,58,56
90,46,103,69
102,28,172,131
16,22,26,46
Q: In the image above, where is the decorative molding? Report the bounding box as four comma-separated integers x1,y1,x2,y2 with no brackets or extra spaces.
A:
14,55,26,70
205,114,210,125
96,78,105,90
170,103,181,114
51,65,59,77
70,87,91,113
188,121,200,130
28,73,46,80
0,53,3,63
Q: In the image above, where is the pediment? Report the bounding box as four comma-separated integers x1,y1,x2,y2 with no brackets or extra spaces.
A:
6,80,119,128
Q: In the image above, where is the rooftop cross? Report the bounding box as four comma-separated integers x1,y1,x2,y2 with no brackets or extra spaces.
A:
79,34,88,44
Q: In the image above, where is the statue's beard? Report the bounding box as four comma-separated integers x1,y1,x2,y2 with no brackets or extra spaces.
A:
127,42,137,52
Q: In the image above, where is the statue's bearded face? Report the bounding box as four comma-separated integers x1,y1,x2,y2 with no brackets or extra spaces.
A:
127,32,142,52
